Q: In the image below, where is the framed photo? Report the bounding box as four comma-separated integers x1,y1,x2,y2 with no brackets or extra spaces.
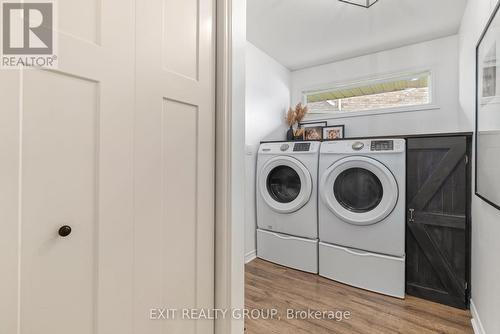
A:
475,0,500,210
299,121,327,141
322,125,345,141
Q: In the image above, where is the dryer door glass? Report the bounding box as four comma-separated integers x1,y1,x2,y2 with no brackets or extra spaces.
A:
320,156,399,226
266,165,301,203
333,168,383,213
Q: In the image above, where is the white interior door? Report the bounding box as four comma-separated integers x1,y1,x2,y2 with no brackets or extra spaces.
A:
0,1,135,333
134,0,215,333
0,0,215,333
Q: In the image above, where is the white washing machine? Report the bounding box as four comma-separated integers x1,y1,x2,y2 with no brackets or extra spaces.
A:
318,139,406,298
256,141,319,273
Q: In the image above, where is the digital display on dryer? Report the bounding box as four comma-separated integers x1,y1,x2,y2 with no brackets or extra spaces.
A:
293,143,311,152
370,140,394,151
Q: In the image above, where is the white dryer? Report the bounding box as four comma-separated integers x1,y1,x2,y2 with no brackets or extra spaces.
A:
318,139,406,298
256,141,319,273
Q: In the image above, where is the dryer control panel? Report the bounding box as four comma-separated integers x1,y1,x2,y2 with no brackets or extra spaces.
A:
321,139,405,154
293,143,311,152
370,140,394,151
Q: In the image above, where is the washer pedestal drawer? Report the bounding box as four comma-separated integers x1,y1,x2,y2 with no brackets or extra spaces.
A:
319,242,405,298
257,229,318,273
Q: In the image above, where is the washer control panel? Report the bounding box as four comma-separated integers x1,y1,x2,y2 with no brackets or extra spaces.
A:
259,141,319,154
370,140,394,151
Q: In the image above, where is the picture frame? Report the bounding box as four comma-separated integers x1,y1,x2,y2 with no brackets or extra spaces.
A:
475,0,500,211
322,125,345,141
299,121,327,141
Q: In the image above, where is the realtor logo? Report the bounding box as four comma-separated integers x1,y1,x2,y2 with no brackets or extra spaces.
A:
1,1,57,68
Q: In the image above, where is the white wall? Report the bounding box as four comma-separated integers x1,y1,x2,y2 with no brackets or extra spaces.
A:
264,35,469,141
245,42,291,259
459,1,500,333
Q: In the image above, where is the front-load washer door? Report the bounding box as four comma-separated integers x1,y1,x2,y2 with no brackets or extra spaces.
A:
259,156,312,214
321,156,398,225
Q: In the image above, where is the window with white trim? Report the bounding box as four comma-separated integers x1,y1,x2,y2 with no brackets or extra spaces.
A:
304,71,432,115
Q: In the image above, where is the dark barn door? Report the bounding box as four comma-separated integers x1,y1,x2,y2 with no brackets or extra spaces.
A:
406,136,471,309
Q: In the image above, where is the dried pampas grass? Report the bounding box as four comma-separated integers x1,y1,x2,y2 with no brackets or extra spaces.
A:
286,103,308,127
295,103,308,123
286,107,297,126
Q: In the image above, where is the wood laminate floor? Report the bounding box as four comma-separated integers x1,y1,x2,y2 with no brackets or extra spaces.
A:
245,259,473,334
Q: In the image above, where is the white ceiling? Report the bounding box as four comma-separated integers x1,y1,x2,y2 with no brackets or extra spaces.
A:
247,0,468,70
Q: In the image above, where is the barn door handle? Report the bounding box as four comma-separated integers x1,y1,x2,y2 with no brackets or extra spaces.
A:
408,209,415,222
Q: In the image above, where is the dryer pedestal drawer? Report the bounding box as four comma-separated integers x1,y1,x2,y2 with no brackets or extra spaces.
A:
319,242,405,298
257,229,318,273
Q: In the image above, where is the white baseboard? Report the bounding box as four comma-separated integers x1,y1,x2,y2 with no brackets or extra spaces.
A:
470,300,486,334
245,249,257,264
